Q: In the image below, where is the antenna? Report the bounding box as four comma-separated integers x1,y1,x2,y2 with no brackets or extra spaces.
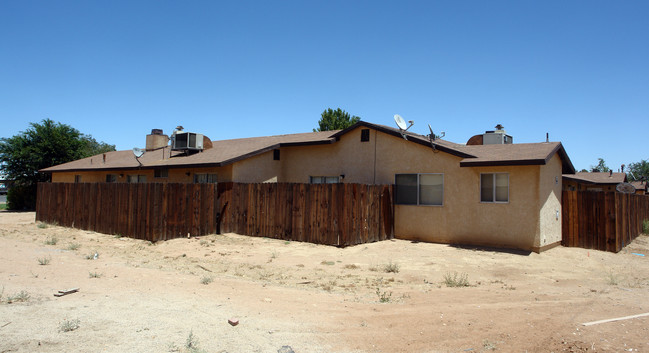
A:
133,147,144,166
394,114,414,140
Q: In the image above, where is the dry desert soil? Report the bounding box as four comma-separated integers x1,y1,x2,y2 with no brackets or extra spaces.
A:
1,211,649,353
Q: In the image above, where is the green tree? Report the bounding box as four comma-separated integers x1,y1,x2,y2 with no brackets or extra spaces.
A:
626,159,649,181
589,158,610,173
0,119,115,209
314,108,360,132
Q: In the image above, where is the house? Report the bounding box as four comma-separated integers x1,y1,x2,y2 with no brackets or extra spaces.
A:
562,171,627,192
41,121,575,252
630,181,648,195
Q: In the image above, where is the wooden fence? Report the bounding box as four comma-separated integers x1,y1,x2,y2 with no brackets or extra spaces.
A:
562,190,649,252
35,182,393,246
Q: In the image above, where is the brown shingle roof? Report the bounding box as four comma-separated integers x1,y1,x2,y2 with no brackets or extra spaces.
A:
562,172,627,184
40,121,575,174
41,130,338,172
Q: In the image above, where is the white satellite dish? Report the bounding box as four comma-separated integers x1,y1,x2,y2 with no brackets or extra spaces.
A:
394,114,408,130
616,182,636,194
133,147,144,158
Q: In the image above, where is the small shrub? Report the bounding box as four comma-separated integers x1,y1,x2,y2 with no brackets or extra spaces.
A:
344,264,359,270
383,261,400,273
200,276,213,285
84,252,99,260
643,219,649,234
5,290,30,304
186,330,199,349
59,318,80,332
44,236,58,245
67,243,81,251
376,287,392,303
38,256,51,265
89,272,102,278
37,222,48,229
113,233,123,239
443,272,470,287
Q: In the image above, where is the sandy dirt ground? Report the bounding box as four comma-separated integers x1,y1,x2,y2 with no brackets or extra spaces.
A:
1,212,649,353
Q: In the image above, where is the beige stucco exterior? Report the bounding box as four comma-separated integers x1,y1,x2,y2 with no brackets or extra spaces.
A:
52,165,233,184
48,125,567,252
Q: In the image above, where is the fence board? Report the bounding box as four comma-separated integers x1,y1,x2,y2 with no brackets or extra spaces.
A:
36,182,394,246
562,190,649,253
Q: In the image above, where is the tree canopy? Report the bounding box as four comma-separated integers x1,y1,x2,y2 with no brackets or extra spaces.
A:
0,119,115,209
314,108,360,132
626,159,649,182
589,158,610,173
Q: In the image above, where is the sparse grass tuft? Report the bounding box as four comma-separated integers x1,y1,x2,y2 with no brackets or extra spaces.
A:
483,339,497,351
344,264,359,270
200,276,213,285
67,243,81,251
37,222,48,229
606,272,620,286
44,236,58,245
321,260,335,266
383,261,400,273
89,272,102,278
84,252,98,260
443,272,470,287
38,256,51,265
59,318,80,332
376,287,392,303
199,239,209,247
5,290,30,304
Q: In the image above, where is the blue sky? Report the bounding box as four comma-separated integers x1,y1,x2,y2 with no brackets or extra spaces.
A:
1,1,647,172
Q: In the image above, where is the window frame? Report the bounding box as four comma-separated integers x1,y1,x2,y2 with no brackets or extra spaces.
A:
480,172,509,203
395,173,444,206
105,174,117,183
193,173,218,184
127,175,147,183
154,169,168,178
309,176,341,184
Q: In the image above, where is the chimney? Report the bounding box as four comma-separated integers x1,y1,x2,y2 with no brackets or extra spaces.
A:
609,170,613,177
146,129,169,151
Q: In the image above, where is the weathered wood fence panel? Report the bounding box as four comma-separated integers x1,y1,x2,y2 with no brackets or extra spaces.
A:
562,190,649,252
36,182,393,246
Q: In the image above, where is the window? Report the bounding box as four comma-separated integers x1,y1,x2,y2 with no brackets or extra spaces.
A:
360,129,370,142
395,173,443,206
194,173,217,183
105,174,117,183
154,169,168,178
74,175,82,183
127,175,147,183
310,176,340,184
273,149,280,160
480,173,508,203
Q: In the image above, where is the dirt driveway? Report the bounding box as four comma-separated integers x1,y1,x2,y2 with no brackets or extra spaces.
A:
1,212,648,352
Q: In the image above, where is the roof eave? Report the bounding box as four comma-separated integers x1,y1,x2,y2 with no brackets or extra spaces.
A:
332,121,475,159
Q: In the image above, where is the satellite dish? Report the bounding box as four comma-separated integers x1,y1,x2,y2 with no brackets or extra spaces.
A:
616,182,636,194
394,114,407,130
133,147,144,158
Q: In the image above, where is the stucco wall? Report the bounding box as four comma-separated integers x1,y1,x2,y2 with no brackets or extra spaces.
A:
277,126,551,251
538,153,563,248
232,150,282,183
51,165,233,183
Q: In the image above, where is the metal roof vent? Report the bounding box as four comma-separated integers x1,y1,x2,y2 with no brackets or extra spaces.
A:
482,124,513,145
